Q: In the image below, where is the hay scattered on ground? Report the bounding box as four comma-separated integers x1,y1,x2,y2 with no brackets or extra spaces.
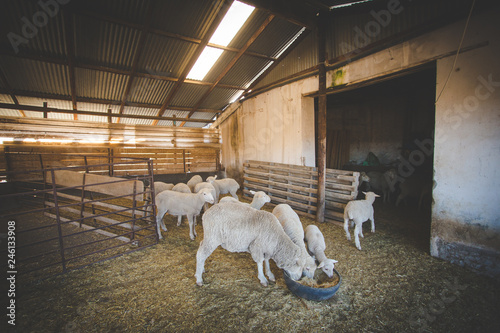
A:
10,194,500,332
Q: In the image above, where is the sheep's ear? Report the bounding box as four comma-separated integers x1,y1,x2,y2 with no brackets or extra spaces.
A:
250,190,255,195
362,191,367,195
214,175,218,179
374,193,380,197
332,259,338,264
318,262,325,268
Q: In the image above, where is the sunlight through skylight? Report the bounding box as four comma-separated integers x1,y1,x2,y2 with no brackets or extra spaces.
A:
187,1,255,81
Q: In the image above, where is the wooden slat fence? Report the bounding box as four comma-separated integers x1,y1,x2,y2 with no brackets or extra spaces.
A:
2,145,220,178
243,160,360,224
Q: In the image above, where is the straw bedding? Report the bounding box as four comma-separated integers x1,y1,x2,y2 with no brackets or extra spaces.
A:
11,195,500,332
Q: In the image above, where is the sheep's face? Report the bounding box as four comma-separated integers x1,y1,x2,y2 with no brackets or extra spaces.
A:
360,172,370,183
254,192,270,204
201,189,215,204
303,256,317,278
285,257,304,281
318,259,338,278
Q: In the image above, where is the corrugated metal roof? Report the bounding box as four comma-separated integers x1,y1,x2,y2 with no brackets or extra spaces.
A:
170,83,210,108
127,77,174,105
151,0,226,40
80,0,150,25
0,56,70,95
14,96,73,120
200,87,241,110
219,55,272,88
75,68,128,101
74,15,141,70
254,31,317,89
248,18,304,58
138,34,198,78
0,95,21,117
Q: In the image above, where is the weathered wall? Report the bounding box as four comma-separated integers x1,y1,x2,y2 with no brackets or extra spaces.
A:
430,9,500,277
220,77,318,181
219,5,500,277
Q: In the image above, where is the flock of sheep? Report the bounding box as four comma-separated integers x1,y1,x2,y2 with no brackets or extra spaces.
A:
150,174,380,286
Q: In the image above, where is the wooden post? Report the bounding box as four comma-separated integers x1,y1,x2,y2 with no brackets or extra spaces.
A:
43,102,48,118
316,14,327,223
107,108,112,123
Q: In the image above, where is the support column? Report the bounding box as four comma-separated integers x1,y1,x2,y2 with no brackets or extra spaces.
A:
316,14,327,223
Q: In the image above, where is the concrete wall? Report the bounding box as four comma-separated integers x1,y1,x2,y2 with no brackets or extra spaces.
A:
219,6,500,278
220,77,318,183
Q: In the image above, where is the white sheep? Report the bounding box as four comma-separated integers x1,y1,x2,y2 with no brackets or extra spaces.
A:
187,175,203,192
366,169,397,203
145,181,174,215
343,191,380,250
304,225,338,278
206,175,239,201
171,182,192,226
219,190,270,209
195,202,304,287
194,181,218,211
272,204,317,278
156,188,214,241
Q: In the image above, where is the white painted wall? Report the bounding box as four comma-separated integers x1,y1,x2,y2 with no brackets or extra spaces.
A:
220,77,318,179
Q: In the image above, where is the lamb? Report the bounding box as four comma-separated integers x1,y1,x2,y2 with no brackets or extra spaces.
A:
195,202,304,287
366,169,397,203
156,188,214,240
343,191,380,250
304,225,338,278
194,181,218,211
272,204,317,278
186,175,203,192
219,190,270,209
206,175,239,201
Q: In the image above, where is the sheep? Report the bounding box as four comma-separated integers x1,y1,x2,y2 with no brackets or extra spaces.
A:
172,182,191,193
219,190,270,209
395,176,434,209
195,202,305,287
156,188,214,240
304,225,338,278
145,181,174,214
343,191,380,250
206,175,239,201
272,204,317,278
187,175,203,192
366,169,397,203
171,182,192,226
194,181,217,211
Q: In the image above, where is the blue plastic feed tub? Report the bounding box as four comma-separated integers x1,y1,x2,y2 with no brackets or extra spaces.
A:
283,269,341,301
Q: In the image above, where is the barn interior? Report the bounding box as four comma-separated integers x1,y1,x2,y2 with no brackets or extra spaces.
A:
1,0,499,331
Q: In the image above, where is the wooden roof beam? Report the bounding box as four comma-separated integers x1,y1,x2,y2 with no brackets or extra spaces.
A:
63,9,78,120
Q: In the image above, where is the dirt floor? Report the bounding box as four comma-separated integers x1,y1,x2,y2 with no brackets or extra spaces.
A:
5,194,500,332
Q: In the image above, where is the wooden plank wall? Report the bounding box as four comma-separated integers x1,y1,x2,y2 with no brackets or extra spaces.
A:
0,116,221,177
243,160,360,224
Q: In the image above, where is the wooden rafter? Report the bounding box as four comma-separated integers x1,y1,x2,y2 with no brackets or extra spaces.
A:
179,14,276,127
0,103,214,124
152,0,234,126
63,10,78,120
